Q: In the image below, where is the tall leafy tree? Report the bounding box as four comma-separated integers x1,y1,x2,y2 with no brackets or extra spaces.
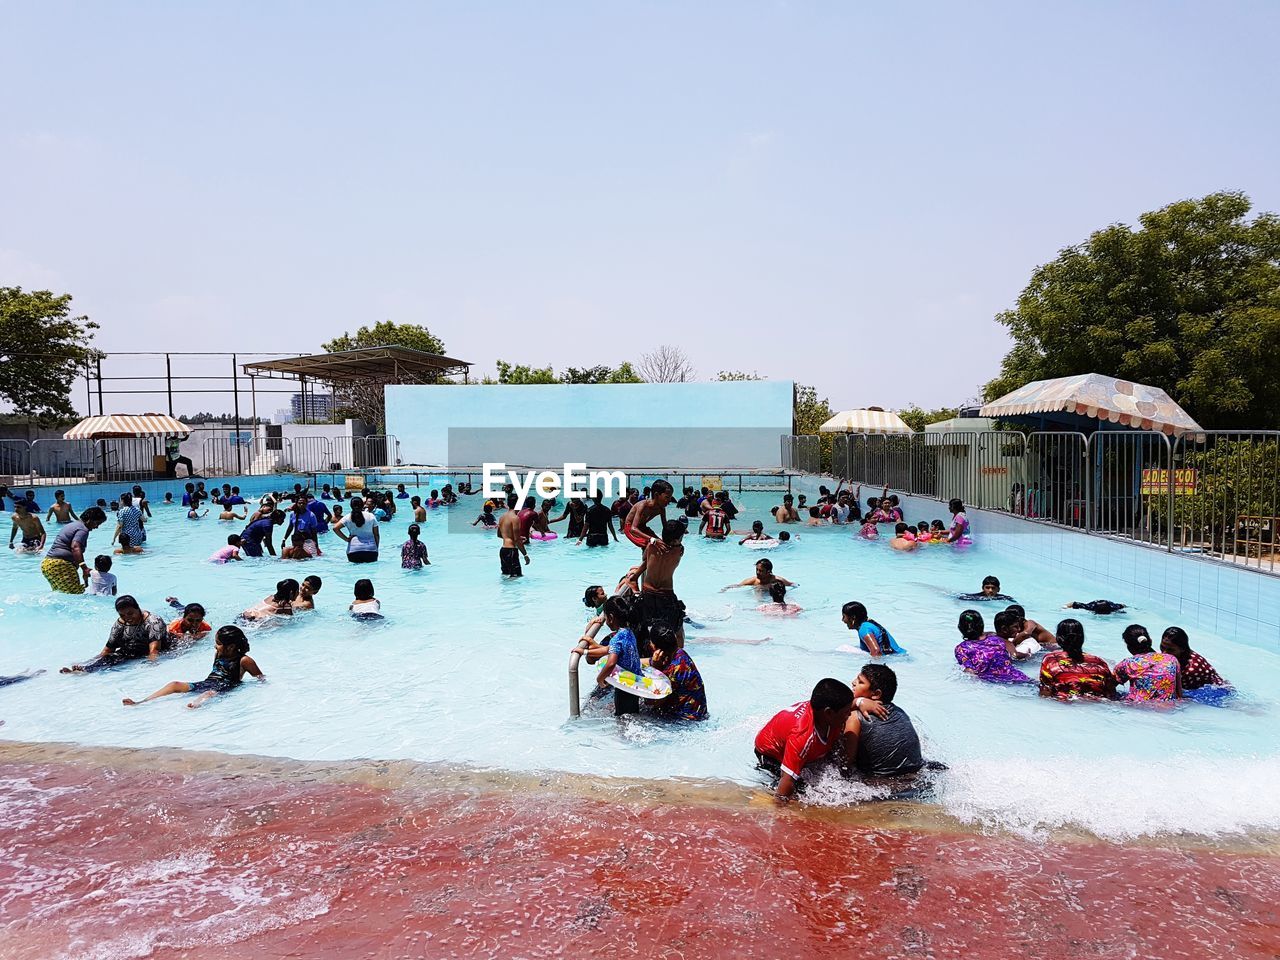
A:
897,404,959,432
323,320,445,356
0,287,99,423
985,192,1280,428
321,321,449,428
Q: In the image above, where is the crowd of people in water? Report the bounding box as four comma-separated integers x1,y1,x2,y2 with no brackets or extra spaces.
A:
0,475,1234,801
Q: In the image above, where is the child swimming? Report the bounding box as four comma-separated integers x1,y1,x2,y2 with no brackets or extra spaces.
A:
293,575,323,611
113,533,144,555
122,624,263,709
350,578,383,619
401,523,430,569
164,599,213,641
759,581,803,616
210,534,243,563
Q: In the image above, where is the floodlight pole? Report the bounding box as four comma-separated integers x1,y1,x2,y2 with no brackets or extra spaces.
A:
232,353,242,475
165,353,174,416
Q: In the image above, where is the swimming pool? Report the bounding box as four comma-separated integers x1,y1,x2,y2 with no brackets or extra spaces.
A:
2,476,1278,844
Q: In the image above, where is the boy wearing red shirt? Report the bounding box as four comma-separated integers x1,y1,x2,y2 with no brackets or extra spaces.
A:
754,678,855,803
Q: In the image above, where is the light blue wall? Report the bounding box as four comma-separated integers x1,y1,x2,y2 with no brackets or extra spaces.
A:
384,381,795,468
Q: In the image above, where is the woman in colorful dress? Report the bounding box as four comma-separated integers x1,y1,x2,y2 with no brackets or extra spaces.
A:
1039,619,1115,700
1159,627,1227,690
1112,624,1181,703
953,610,1033,685
648,625,707,721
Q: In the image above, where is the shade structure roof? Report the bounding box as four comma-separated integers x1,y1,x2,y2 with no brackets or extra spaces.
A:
64,413,191,440
818,409,913,434
241,345,471,383
979,373,1203,437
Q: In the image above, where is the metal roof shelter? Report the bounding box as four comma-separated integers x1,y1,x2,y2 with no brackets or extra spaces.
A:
241,345,472,384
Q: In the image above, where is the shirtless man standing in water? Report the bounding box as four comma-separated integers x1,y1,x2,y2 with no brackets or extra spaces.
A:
497,493,530,578
623,479,674,552
635,518,686,646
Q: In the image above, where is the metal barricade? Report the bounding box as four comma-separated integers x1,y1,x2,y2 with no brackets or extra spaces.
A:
0,439,32,483
1087,430,1172,548
1023,432,1088,527
795,435,821,475
908,433,937,500
829,434,849,479
1168,430,1280,571
780,435,796,471
353,435,400,468
201,435,288,476
288,436,334,472
29,439,104,484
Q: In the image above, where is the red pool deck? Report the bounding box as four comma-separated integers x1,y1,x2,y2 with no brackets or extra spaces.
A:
2,743,1278,960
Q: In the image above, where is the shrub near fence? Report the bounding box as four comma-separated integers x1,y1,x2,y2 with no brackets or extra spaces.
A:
783,429,1280,573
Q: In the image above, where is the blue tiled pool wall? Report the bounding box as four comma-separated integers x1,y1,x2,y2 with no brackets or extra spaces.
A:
783,475,1280,651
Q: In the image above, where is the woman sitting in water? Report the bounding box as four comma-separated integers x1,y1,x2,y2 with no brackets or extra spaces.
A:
842,601,905,656
953,610,1032,684
1159,626,1228,690
946,498,972,544
759,582,802,616
60,595,169,673
240,579,299,622
647,624,707,721
123,625,264,709
1113,624,1181,703
1038,619,1116,701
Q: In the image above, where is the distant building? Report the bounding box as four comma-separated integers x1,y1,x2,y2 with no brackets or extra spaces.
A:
290,392,333,422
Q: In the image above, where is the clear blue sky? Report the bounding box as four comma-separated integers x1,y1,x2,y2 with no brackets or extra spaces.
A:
3,1,1277,415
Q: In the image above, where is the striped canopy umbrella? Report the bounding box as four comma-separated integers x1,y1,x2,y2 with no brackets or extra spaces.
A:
979,374,1203,437
818,409,913,434
63,413,191,440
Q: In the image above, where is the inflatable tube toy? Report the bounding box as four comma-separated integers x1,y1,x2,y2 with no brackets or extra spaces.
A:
603,664,672,700
742,538,780,550
530,530,558,541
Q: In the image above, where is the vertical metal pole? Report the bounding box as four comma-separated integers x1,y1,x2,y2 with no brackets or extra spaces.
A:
84,361,92,415
232,353,242,475
165,353,174,416
250,374,258,425
96,357,104,415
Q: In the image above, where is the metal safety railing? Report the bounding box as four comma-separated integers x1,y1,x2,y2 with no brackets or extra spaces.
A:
785,427,1280,574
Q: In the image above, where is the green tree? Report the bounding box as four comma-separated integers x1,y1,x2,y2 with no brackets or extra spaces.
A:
793,383,835,471
560,362,645,384
321,321,449,428
897,404,958,432
494,360,558,384
716,370,763,381
0,287,99,423
984,192,1280,429
322,320,445,356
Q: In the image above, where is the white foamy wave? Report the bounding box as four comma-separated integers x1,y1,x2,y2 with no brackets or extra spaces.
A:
939,753,1280,842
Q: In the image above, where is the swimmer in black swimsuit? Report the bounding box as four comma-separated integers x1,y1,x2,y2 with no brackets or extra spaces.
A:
122,625,263,708
1064,600,1127,615
956,575,1014,602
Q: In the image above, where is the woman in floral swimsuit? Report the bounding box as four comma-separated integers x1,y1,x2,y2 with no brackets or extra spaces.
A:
1039,619,1115,701
1113,624,1181,703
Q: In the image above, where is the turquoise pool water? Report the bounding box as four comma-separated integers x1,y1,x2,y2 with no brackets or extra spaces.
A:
2,477,1278,842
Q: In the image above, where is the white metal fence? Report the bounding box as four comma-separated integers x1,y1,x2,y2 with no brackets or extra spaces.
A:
0,434,402,484
783,428,1280,572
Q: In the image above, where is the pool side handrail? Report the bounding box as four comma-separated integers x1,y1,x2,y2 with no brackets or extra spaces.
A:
569,616,608,718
